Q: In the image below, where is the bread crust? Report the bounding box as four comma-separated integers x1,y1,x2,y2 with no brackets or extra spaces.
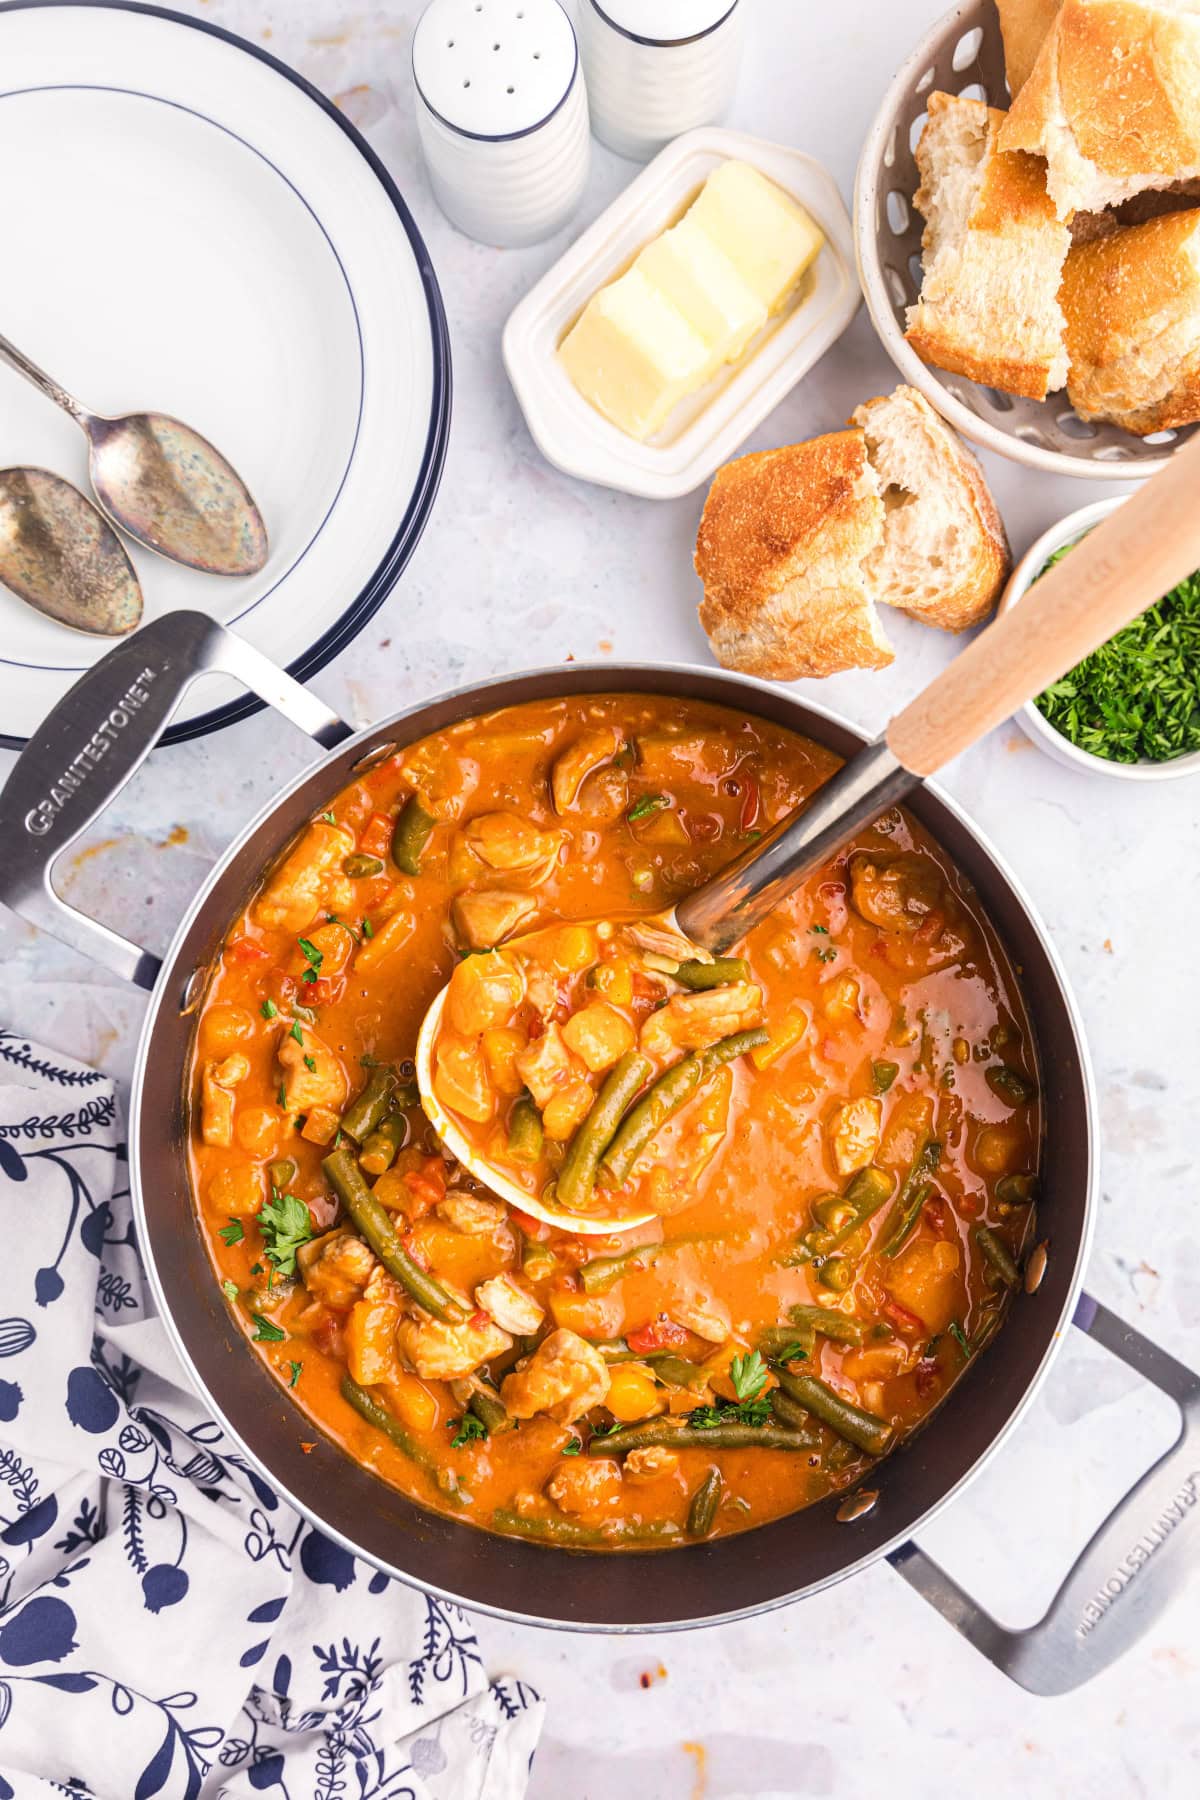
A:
694,433,894,681
997,0,1062,98
1000,0,1200,218
1062,206,1200,430
906,92,1070,400
851,387,1011,631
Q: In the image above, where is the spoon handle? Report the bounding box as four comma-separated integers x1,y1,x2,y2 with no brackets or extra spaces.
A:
0,330,88,424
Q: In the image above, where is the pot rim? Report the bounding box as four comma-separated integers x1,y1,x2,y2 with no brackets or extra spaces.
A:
129,659,1099,1632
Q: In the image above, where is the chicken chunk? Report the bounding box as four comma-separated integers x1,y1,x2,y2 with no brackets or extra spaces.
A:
547,1455,623,1516
829,1096,883,1176
624,1445,679,1481
515,1023,581,1111
848,851,946,935
639,983,763,1060
297,1229,377,1310
464,812,562,879
551,725,623,812
200,1054,249,1148
475,1274,545,1335
624,919,707,965
500,1328,611,1424
278,1023,348,1115
253,820,354,934
452,888,538,951
672,1292,732,1344
397,1314,511,1382
437,1191,507,1235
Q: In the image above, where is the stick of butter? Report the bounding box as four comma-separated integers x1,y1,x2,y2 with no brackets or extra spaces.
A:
559,160,824,442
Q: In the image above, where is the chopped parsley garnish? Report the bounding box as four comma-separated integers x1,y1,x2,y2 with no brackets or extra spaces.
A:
729,1349,768,1403
249,1262,263,1276
1033,541,1200,763
276,1082,287,1108
218,1218,245,1247
298,937,324,984
260,998,278,1020
449,1413,488,1448
362,918,374,939
810,924,829,935
258,1191,314,1278
627,793,669,822
287,1360,303,1389
561,1436,582,1456
221,1279,238,1303
251,1312,286,1343
949,1320,972,1360
815,947,837,963
688,1398,773,1430
303,1054,317,1073
321,811,336,824
768,1340,808,1366
289,1020,304,1044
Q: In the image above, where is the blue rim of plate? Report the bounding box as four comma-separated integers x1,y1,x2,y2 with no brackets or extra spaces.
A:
0,0,452,751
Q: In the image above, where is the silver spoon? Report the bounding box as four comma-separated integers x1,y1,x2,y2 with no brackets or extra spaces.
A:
0,467,143,635
0,331,268,577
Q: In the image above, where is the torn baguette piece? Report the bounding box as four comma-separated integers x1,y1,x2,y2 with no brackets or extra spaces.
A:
694,386,1009,680
999,0,1200,221
905,91,1071,400
997,0,1061,100
1061,207,1200,432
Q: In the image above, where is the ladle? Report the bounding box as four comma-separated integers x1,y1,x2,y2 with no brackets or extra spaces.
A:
0,330,268,577
419,434,1200,1233
0,466,143,634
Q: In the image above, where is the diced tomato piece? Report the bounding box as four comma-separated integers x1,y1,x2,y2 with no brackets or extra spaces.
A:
510,1207,551,1242
301,976,341,1006
627,1315,689,1354
738,776,761,833
227,937,269,965
924,1195,950,1235
267,970,298,1006
312,1311,344,1357
915,1357,940,1397
469,1309,491,1330
403,1170,445,1215
360,812,394,859
882,1298,925,1337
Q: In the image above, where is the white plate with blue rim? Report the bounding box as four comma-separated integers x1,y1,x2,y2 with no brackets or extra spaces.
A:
0,0,450,747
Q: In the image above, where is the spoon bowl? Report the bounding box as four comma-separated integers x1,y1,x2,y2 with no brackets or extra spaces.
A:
0,467,143,635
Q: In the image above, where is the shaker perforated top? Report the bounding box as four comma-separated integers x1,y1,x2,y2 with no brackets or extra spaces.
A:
412,0,578,139
587,0,738,44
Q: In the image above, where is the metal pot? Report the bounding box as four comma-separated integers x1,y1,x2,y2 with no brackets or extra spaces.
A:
2,610,1197,1693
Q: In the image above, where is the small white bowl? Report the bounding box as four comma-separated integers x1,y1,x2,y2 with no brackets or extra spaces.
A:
502,125,859,498
999,497,1200,780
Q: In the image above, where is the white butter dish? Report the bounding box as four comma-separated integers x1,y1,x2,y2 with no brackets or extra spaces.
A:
502,126,859,499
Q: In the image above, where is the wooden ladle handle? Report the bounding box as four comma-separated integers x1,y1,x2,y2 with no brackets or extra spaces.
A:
886,432,1200,778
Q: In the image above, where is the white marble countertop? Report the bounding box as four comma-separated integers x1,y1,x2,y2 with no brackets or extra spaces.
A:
2,0,1199,1792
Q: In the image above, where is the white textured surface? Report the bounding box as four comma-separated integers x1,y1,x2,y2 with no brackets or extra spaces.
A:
1,0,1198,1791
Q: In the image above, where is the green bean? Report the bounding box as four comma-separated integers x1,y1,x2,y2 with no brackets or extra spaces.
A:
975,1223,1021,1289
359,1111,408,1176
521,1239,556,1283
491,1509,683,1547
601,1028,768,1187
769,1389,821,1436
507,1094,544,1165
816,1254,855,1292
786,1305,866,1347
468,1382,512,1435
986,1064,1038,1105
323,1146,463,1322
341,1376,470,1506
996,1173,1037,1207
687,1467,724,1537
344,852,385,878
872,1060,900,1093
778,1165,894,1266
673,957,750,991
580,1233,719,1296
592,1419,820,1455
758,1322,816,1361
878,1138,942,1258
645,1352,708,1390
557,1051,653,1211
391,793,436,875
267,1157,298,1192
774,1369,894,1457
340,1067,397,1143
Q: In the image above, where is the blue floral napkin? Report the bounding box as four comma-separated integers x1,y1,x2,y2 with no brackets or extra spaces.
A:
0,1032,542,1799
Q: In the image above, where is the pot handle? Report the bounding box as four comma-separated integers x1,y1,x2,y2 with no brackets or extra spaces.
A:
888,1293,1200,1694
0,610,351,989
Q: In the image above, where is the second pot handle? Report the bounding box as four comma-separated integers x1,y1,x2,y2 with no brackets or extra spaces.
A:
0,610,351,989
888,1293,1200,1694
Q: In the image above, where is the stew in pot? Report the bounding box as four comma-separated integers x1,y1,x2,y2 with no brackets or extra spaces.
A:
190,695,1040,1548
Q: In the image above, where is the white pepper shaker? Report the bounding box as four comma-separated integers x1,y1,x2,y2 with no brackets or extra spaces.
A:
412,0,590,248
576,0,744,162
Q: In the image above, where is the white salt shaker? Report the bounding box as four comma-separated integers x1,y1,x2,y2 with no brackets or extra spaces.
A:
576,0,744,162
412,0,590,248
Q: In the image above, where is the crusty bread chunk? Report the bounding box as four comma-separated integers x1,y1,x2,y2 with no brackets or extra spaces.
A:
999,0,1200,220
694,387,1010,681
906,92,1071,400
1061,207,1200,431
998,0,1062,99
695,432,893,681
851,387,1011,631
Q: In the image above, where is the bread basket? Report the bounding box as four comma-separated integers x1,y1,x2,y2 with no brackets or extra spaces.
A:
853,0,1196,479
